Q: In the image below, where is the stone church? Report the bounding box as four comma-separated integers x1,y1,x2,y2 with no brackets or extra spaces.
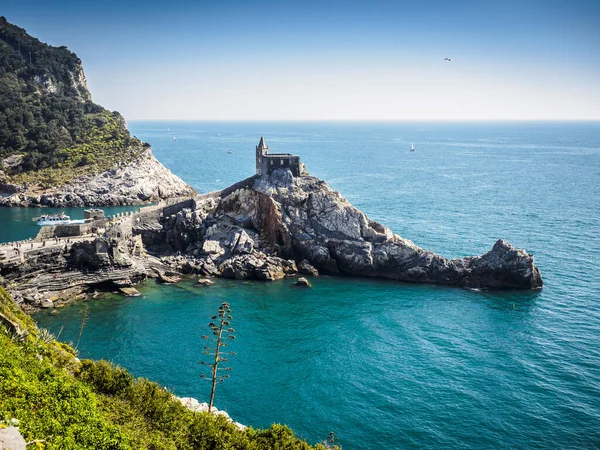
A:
255,137,301,177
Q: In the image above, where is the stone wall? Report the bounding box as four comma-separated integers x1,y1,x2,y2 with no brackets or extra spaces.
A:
162,198,195,217
261,155,300,177
105,216,134,241
33,218,107,242
218,176,258,198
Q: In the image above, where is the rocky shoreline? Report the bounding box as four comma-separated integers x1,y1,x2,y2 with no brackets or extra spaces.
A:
0,168,542,312
0,149,195,208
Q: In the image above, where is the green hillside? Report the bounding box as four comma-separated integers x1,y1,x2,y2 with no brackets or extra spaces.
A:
0,287,335,449
0,17,146,188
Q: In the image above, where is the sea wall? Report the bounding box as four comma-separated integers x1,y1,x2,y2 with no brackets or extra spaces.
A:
34,219,106,241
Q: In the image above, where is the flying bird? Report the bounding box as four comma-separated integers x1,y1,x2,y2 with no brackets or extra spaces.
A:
444,57,454,62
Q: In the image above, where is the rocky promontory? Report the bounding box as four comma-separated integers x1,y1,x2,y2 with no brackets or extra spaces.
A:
148,170,543,290
0,168,542,312
0,17,195,207
0,148,195,207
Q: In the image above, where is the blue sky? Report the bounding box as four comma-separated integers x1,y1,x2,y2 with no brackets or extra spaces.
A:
3,0,600,120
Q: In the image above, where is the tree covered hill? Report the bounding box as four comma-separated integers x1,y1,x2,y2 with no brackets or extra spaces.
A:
0,17,145,187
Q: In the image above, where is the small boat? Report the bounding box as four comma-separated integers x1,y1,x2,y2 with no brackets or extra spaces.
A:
173,136,177,141
32,212,83,226
410,142,416,152
227,150,232,154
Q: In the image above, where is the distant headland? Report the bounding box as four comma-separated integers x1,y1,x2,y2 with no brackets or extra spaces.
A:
0,17,194,207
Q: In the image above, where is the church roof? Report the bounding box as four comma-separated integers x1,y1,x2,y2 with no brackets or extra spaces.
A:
257,136,268,149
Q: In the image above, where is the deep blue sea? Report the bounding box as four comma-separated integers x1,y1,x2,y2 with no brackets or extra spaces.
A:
10,121,600,448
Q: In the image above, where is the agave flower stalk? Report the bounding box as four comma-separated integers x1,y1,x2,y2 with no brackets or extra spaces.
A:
200,302,236,412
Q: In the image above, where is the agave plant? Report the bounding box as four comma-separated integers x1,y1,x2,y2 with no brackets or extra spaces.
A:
5,325,28,343
38,328,55,344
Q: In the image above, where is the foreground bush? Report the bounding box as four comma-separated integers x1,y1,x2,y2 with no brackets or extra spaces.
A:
0,287,335,449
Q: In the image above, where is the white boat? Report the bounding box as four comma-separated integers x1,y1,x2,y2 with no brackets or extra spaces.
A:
410,142,415,152
173,136,177,141
32,212,84,226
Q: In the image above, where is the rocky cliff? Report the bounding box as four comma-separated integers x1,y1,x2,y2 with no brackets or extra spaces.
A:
0,149,195,207
151,170,542,289
0,169,543,314
0,17,195,206
1,234,149,310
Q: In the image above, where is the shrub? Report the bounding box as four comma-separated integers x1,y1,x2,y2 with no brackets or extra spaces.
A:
77,360,134,396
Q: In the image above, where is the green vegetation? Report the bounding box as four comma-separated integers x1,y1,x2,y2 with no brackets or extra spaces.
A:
0,17,146,187
0,287,336,449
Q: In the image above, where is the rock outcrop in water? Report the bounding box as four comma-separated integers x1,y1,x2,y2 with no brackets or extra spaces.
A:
0,234,151,310
150,170,542,289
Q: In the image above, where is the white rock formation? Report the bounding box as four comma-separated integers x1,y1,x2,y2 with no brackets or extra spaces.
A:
177,397,246,431
0,149,195,207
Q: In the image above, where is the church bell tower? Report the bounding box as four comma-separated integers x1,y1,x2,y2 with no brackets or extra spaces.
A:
256,136,268,175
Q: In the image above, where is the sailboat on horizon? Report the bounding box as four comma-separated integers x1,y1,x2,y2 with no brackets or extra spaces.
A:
410,142,415,152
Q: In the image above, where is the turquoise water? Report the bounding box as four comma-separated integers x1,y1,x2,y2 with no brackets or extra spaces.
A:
0,205,145,244
23,121,600,448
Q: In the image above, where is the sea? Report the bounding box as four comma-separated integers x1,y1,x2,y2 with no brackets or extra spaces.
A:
3,121,600,449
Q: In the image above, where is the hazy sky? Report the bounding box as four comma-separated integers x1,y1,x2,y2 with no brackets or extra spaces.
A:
3,0,600,120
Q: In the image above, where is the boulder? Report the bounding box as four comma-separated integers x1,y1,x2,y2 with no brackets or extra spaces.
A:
294,277,311,287
197,278,215,286
119,287,141,297
220,253,297,281
298,259,319,276
0,426,26,450
40,299,54,308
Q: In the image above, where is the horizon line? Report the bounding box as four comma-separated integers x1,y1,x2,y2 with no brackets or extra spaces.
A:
126,118,600,123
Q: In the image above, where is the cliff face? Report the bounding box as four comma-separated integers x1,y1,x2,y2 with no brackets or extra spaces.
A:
153,170,542,290
0,16,91,101
0,17,194,205
0,149,195,207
